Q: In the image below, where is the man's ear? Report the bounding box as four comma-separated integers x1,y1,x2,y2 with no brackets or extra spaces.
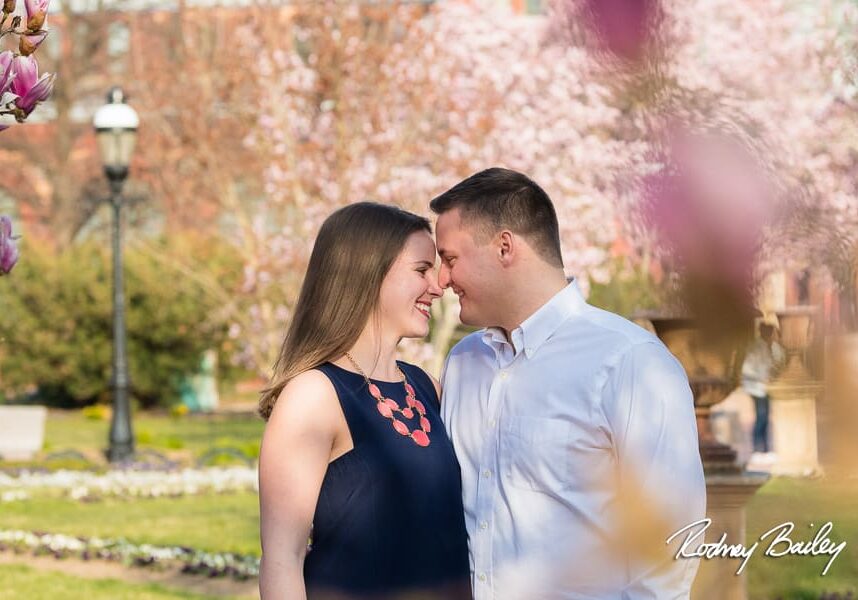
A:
497,230,515,265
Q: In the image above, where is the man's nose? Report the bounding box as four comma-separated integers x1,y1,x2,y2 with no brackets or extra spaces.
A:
438,264,452,289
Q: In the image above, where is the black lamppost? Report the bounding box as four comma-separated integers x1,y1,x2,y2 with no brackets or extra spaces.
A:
93,87,139,463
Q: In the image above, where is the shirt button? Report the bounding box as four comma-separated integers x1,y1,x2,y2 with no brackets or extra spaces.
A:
478,573,487,582
479,520,488,530
499,371,508,380
482,469,492,479
489,419,497,427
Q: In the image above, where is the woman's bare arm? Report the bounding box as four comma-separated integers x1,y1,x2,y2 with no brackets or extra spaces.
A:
258,370,340,600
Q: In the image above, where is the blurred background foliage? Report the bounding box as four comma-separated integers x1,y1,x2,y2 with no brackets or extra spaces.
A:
0,234,243,408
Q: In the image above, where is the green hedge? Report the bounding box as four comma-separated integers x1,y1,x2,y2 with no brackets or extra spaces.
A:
0,236,240,408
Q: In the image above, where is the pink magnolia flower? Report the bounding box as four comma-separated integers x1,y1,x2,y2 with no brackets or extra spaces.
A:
19,30,48,56
10,55,54,117
0,51,14,96
24,0,49,32
0,215,19,275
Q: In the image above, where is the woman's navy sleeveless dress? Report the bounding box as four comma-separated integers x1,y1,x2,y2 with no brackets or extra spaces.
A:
303,361,472,599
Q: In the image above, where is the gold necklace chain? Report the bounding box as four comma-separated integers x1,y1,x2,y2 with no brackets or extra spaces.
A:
343,352,406,383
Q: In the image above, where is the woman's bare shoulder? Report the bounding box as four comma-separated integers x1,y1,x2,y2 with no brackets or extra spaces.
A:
266,368,340,434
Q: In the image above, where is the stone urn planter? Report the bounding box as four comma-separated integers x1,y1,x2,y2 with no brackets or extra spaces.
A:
634,312,748,473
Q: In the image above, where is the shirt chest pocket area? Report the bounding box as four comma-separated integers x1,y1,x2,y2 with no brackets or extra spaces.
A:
500,416,602,493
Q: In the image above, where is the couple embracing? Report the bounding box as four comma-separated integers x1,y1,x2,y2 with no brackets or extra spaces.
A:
258,168,706,600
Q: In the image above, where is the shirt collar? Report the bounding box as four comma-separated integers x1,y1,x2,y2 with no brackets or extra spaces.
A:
481,280,586,359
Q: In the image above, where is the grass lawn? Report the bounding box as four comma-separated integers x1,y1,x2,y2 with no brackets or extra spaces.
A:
0,493,260,557
745,477,858,599
5,407,857,598
40,410,265,463
0,563,251,600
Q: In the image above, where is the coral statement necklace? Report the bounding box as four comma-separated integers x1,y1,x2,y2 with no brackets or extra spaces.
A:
344,353,431,447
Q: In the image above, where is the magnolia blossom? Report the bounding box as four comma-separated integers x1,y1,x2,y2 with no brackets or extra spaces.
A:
0,51,13,97
23,0,49,31
0,215,20,275
0,0,53,130
19,30,48,56
10,55,54,117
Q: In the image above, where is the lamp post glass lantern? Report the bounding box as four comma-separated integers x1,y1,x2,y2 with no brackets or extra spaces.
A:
93,87,139,463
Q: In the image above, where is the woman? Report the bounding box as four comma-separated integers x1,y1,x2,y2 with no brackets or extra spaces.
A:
258,202,472,600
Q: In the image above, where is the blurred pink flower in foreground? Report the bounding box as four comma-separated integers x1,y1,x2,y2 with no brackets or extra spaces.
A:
642,128,776,325
580,0,660,63
0,215,20,275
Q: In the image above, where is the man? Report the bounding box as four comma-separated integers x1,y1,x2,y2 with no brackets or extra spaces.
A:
742,321,785,462
431,168,706,599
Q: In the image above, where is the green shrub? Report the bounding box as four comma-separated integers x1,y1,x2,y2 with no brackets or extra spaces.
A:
81,405,109,421
0,235,241,409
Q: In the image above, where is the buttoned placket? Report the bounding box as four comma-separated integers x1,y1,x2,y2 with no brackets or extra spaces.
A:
472,339,517,599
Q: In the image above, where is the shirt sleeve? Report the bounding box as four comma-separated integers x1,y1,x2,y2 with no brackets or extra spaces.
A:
601,340,707,600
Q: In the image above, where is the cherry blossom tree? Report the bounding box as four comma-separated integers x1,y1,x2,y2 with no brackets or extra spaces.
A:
233,1,641,375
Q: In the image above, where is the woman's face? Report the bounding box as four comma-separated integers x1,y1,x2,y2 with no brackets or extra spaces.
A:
377,230,443,340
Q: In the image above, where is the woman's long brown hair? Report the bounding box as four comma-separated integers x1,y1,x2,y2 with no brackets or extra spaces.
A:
258,202,431,420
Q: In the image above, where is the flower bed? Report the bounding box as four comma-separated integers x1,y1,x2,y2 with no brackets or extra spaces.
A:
0,466,257,502
0,530,260,579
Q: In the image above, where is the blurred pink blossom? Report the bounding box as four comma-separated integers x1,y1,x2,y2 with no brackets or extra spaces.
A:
642,128,776,313
581,0,660,62
0,215,20,275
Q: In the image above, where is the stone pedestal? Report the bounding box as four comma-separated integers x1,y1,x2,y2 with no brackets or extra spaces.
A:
691,473,770,600
822,334,858,476
769,382,821,476
0,405,47,460
769,306,823,476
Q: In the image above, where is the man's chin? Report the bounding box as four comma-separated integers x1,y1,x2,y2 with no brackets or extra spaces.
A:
458,308,484,328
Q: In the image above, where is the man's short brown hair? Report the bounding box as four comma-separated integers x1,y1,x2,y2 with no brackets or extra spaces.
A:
429,167,563,267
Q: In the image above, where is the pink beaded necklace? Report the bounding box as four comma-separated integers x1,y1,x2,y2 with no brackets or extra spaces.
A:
344,353,431,447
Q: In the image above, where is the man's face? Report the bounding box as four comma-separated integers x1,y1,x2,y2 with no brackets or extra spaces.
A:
435,208,501,327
